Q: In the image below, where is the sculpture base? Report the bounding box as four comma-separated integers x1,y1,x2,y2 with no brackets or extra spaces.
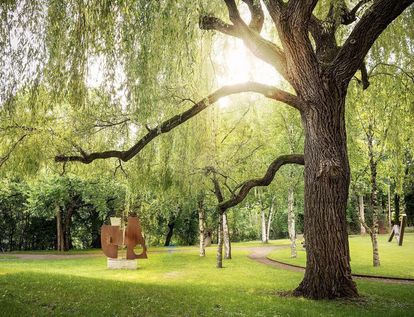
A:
107,258,137,270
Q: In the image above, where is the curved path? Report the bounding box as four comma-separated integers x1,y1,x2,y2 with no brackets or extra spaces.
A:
247,245,414,285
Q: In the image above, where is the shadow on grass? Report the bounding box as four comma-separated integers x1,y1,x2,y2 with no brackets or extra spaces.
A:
1,269,414,317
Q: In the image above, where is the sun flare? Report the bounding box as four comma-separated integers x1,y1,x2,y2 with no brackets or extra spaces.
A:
214,38,281,88
212,36,282,109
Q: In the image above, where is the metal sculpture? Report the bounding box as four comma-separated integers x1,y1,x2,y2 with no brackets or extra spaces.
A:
101,216,147,260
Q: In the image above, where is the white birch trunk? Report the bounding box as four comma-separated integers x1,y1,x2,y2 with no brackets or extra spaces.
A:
371,211,380,267
216,213,223,268
198,200,206,257
261,208,267,243
288,187,296,258
266,197,275,243
359,195,366,235
223,213,231,259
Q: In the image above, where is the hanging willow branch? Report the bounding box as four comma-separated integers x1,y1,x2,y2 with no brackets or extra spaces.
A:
0,134,28,168
55,82,302,164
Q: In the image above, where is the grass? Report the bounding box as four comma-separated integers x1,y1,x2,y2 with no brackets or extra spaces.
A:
1,241,414,316
3,239,291,256
267,233,414,279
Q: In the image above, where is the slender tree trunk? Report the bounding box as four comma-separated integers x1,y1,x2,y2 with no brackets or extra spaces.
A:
387,185,392,230
164,221,175,247
261,208,267,243
9,228,14,251
198,199,206,257
394,193,400,220
288,187,297,258
56,205,64,252
63,206,74,251
216,212,224,268
359,195,366,235
368,128,380,267
370,230,380,266
294,94,357,299
266,197,275,242
223,212,231,259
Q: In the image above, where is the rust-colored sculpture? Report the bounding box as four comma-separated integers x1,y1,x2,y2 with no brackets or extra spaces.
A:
101,216,147,260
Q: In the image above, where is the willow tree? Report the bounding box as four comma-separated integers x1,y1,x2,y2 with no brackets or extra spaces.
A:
2,0,414,300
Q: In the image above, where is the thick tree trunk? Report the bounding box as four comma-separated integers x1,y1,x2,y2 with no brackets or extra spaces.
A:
359,195,366,235
198,199,206,257
223,212,231,259
288,187,296,258
216,212,224,268
294,94,357,299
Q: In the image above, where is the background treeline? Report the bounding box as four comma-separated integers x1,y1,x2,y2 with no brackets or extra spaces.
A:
0,174,305,251
1,167,413,251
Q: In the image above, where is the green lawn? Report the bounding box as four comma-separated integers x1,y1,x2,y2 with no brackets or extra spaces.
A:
268,233,414,279
1,243,414,316
4,239,291,255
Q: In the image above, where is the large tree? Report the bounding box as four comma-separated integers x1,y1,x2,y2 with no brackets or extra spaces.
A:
2,0,413,299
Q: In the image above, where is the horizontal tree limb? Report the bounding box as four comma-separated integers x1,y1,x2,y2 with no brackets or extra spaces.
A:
219,154,304,210
55,82,301,164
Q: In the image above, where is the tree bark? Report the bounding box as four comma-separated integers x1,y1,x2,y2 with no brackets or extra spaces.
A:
63,206,74,251
56,205,64,252
216,212,224,268
198,198,206,257
288,187,296,258
294,94,357,299
359,195,366,235
394,193,400,221
223,212,231,259
261,208,267,243
164,219,175,247
387,185,392,230
266,197,275,242
367,127,380,266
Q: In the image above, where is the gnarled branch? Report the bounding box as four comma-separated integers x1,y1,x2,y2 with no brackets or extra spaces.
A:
332,0,414,84
199,16,238,37
287,0,319,24
341,0,371,25
242,0,264,32
55,82,302,164
219,154,304,210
